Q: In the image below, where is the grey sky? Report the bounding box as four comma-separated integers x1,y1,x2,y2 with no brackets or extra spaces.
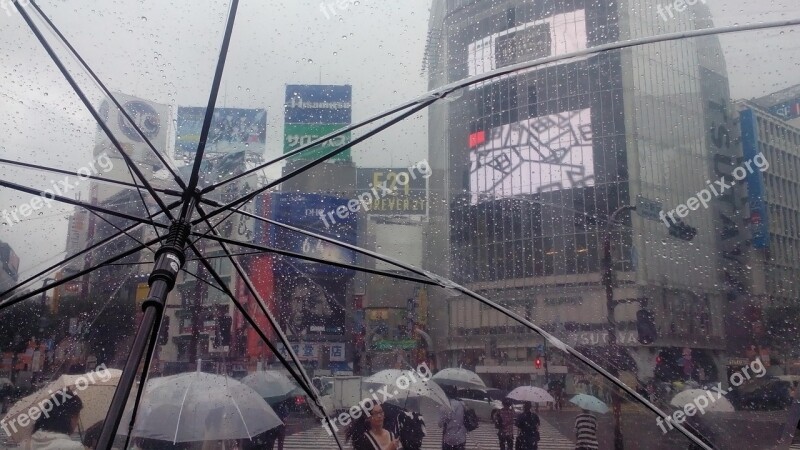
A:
0,0,798,276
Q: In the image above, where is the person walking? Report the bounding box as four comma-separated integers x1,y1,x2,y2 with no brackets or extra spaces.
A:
346,403,401,450
514,401,540,450
574,409,600,450
493,398,515,450
23,390,84,450
438,385,467,450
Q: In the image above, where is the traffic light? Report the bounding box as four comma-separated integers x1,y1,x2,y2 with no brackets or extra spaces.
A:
535,357,542,369
158,316,170,346
636,308,658,344
668,218,697,241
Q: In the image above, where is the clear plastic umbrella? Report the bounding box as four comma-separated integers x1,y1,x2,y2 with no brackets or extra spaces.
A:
507,386,554,404
670,389,735,413
241,370,298,402
431,368,486,389
364,369,451,409
121,372,282,443
569,394,610,414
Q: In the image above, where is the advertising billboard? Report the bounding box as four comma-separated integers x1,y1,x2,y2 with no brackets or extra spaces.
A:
355,168,428,215
469,108,594,204
768,98,800,121
175,107,267,156
467,9,588,89
284,85,352,162
740,108,770,249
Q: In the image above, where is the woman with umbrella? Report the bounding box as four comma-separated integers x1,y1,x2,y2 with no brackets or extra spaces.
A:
345,403,401,450
24,389,84,450
514,401,540,450
382,401,426,450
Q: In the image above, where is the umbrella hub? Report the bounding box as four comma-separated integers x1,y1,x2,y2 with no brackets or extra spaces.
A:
147,220,191,296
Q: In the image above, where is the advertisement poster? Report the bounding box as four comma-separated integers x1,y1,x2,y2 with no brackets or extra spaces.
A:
176,107,267,156
284,85,352,162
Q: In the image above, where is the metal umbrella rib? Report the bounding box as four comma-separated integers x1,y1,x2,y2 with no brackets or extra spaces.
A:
12,0,175,221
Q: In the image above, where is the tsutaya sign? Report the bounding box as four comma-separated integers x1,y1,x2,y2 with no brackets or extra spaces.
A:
565,330,639,347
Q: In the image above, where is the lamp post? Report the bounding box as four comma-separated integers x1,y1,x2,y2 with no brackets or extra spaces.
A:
603,205,636,450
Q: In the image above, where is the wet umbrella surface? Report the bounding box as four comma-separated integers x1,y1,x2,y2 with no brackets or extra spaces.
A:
1,1,799,449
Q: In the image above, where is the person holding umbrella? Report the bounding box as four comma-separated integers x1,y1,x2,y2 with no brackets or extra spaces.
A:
514,401,540,450
438,385,467,450
574,409,599,450
24,390,84,450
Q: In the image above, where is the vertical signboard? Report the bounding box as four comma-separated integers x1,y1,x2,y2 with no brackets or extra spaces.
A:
739,108,770,249
284,85,353,162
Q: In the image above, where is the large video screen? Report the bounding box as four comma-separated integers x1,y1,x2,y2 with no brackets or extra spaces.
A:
467,9,587,89
469,108,594,204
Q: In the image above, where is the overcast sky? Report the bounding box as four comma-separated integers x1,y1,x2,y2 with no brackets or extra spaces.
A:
0,0,798,277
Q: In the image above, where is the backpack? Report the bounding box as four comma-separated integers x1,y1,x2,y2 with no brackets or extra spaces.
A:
463,406,479,432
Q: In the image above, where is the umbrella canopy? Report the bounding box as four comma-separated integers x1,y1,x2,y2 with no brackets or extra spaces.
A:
0,2,798,450
431,368,486,389
121,372,282,443
241,370,298,402
507,386,554,404
569,394,610,414
364,369,451,409
4,368,121,443
670,390,735,413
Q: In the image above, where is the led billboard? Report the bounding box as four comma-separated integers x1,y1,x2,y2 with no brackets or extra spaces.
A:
467,9,588,89
284,85,352,162
469,108,594,204
175,107,267,156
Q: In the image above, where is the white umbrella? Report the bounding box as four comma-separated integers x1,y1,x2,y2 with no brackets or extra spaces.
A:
569,394,609,414
670,389,735,412
364,369,451,409
431,368,486,389
121,372,282,443
5,368,122,444
242,370,298,401
507,386,554,404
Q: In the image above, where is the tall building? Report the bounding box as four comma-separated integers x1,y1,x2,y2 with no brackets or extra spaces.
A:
733,100,800,362
425,0,736,386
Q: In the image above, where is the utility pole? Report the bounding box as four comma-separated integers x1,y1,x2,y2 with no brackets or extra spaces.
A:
603,205,636,450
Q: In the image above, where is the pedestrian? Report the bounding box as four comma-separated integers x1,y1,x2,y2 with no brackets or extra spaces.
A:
574,409,599,450
382,402,426,450
515,401,540,450
270,397,290,450
493,398,515,450
438,384,467,450
22,389,84,450
345,403,401,450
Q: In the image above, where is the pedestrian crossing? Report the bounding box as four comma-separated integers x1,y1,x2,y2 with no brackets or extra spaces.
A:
283,416,575,450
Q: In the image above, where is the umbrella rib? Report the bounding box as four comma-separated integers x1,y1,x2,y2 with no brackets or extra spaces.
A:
194,232,437,286
0,236,161,311
0,178,167,230
13,1,175,221
185,244,316,399
184,0,240,194
201,99,431,195
0,158,182,197
191,97,436,229
203,20,800,198
192,208,346,450
222,379,253,440
200,200,442,279
27,0,187,190
0,199,180,298
173,377,195,444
